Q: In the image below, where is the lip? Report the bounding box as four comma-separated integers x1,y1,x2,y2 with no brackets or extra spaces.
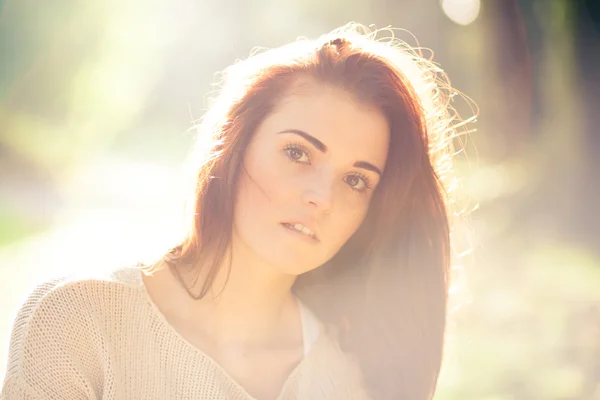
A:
280,221,320,243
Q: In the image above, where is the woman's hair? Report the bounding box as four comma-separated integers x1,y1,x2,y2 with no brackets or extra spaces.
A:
145,23,471,400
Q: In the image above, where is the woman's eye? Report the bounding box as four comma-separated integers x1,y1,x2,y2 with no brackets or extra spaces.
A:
344,174,369,191
285,146,310,163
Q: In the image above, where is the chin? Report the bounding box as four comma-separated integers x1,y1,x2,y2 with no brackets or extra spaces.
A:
267,258,315,276
260,252,320,276
235,228,325,275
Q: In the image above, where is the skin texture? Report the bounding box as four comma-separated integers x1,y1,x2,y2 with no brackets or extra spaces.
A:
142,80,390,399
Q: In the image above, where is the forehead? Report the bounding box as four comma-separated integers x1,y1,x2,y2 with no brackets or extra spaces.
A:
264,81,390,167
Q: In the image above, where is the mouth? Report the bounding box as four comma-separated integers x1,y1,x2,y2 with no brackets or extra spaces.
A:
280,222,319,242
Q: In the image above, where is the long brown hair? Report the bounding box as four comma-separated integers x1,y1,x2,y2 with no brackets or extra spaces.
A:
147,24,468,400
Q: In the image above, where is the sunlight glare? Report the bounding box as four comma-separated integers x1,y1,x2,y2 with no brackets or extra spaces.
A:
441,0,481,26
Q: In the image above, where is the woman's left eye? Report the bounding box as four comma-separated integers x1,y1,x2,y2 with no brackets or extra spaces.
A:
343,174,370,192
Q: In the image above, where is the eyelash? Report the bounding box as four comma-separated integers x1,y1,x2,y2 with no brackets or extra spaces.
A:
282,142,373,193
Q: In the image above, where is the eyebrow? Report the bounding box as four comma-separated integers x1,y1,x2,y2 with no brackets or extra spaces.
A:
277,129,383,176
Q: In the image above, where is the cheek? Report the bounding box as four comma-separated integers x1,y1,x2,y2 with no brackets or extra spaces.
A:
326,200,369,251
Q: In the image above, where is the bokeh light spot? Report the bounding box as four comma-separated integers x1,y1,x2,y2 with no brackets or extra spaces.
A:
442,0,481,26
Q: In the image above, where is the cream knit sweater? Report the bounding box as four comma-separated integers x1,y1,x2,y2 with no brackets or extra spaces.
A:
1,266,370,399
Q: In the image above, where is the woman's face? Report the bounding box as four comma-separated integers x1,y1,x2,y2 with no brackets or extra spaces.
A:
232,81,390,275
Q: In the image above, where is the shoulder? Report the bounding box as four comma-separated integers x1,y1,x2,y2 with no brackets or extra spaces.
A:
2,265,147,397
4,265,144,371
14,264,145,330
28,264,142,301
12,265,143,322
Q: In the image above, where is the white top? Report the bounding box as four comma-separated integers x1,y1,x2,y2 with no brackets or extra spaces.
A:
1,265,370,400
297,298,321,356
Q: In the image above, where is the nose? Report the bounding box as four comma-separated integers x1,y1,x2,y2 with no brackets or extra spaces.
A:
301,177,334,213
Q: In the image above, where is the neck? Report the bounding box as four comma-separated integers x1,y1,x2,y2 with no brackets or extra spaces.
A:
145,242,300,348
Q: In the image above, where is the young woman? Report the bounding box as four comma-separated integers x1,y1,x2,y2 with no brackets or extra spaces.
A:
1,24,467,400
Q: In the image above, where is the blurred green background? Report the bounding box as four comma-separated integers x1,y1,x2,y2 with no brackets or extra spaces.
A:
1,0,599,398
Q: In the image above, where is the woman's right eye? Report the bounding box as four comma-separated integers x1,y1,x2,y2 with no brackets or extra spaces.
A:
284,145,311,164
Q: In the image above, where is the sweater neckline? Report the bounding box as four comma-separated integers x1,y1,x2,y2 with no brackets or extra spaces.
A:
126,265,327,400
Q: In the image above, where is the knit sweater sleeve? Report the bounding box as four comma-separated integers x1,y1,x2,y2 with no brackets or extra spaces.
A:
1,278,101,399
0,374,44,399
